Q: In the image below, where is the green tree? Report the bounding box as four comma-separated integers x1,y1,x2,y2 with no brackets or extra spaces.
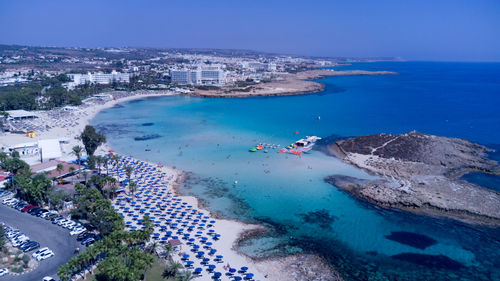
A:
0,152,8,165
129,181,137,196
103,157,110,175
95,155,103,174
125,165,134,186
163,261,183,278
112,154,121,175
0,226,5,249
177,270,195,281
87,155,96,170
80,125,106,156
72,145,84,167
56,163,64,176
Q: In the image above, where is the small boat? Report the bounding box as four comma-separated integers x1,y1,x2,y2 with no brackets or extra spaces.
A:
278,149,287,153
256,146,263,150
292,136,322,153
264,150,268,153
249,148,257,152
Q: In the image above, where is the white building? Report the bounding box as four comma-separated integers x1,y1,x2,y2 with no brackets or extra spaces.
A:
170,65,226,86
65,70,130,89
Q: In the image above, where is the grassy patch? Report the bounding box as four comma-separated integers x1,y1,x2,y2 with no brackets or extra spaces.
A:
145,257,169,281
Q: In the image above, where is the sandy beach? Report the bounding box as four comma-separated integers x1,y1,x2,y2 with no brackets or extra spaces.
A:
192,69,397,98
0,89,343,281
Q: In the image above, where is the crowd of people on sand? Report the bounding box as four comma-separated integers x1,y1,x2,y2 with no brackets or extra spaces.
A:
107,154,261,281
6,90,172,134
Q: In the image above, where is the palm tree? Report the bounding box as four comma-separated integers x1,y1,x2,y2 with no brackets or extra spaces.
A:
163,243,175,261
72,145,84,168
125,165,133,181
103,157,109,175
95,155,103,174
112,154,121,174
177,270,196,281
81,170,88,185
69,166,76,174
146,241,158,254
162,261,183,278
129,181,137,196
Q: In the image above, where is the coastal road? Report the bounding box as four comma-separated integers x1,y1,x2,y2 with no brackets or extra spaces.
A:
0,203,81,281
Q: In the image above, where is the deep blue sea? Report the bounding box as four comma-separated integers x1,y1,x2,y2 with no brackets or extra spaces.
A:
92,62,500,281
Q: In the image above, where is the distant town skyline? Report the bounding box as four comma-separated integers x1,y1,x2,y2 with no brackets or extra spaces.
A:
1,0,499,62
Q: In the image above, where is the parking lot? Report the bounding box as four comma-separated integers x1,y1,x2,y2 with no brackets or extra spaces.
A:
0,203,81,281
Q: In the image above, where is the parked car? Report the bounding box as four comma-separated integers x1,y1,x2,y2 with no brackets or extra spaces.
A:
21,204,34,212
21,241,40,252
36,251,54,261
51,216,64,224
31,208,45,216
45,213,58,220
0,268,8,276
27,207,41,214
24,243,41,252
77,232,91,241
32,247,50,258
81,237,95,246
70,227,86,236
43,277,56,281
35,209,49,217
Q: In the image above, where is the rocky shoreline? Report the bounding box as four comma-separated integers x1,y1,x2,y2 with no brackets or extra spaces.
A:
324,132,500,226
191,69,397,98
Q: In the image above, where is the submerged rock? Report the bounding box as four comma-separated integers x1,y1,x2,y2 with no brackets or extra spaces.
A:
385,231,437,250
391,253,464,270
298,209,338,230
134,134,162,141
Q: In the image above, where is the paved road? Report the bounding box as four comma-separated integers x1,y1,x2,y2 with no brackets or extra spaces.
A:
0,203,81,281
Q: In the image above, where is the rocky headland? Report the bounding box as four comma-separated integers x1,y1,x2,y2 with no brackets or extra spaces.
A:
324,132,500,226
192,69,397,98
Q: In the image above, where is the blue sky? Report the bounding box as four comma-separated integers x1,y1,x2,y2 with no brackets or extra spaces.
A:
0,0,499,61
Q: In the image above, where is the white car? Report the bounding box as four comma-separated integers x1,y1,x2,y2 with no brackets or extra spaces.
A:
6,230,20,239
12,236,29,247
32,247,50,258
70,227,86,236
0,268,8,276
57,219,69,226
64,221,77,229
36,251,54,261
6,199,18,206
2,198,16,204
43,277,56,281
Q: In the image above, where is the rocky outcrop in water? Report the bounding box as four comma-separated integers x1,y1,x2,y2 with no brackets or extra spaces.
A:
325,132,500,226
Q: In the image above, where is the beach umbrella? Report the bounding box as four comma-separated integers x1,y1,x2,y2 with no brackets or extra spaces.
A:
245,273,254,279
213,272,222,278
194,268,202,273
240,267,248,272
234,277,242,281
208,264,216,270
229,268,236,273
182,254,190,259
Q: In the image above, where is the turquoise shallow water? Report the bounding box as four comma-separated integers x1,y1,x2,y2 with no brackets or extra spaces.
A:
92,62,500,280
